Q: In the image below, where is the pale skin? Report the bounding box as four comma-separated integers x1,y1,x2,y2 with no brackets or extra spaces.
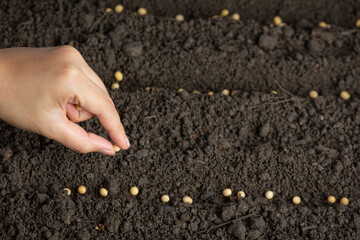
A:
0,46,130,155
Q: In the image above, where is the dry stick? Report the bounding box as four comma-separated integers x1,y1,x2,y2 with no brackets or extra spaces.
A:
198,213,258,234
275,80,302,109
248,98,296,110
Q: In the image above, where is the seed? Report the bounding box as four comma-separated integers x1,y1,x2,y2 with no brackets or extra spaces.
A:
340,91,350,100
221,89,230,96
178,88,184,92
327,196,336,204
182,196,193,204
111,83,119,90
340,197,349,206
237,191,246,198
175,14,184,22
99,188,108,197
192,90,200,94
265,190,274,199
309,90,319,99
114,4,124,13
145,87,151,91
63,188,71,196
273,16,282,26
78,186,86,195
208,91,214,95
105,8,112,13
222,188,232,197
113,144,121,152
138,7,147,16
161,195,170,203
76,105,83,111
114,71,123,81
231,90,237,97
220,9,229,17
231,13,240,21
130,186,139,196
318,21,330,28
356,19,360,28
212,15,219,19
292,196,301,205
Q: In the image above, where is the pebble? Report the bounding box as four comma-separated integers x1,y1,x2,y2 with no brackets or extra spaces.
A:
123,42,143,57
258,34,277,50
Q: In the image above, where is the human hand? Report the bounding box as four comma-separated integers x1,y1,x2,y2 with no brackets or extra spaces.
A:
0,46,130,155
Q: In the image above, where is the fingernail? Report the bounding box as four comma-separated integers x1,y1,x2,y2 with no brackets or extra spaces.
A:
100,149,115,156
126,135,130,148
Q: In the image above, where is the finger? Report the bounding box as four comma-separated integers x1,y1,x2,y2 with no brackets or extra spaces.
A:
74,79,130,150
78,62,108,92
55,117,115,155
65,103,94,122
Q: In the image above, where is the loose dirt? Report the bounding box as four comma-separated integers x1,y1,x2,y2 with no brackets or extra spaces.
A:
1,0,360,239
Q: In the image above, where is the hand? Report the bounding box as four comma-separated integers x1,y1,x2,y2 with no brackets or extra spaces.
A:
0,46,130,155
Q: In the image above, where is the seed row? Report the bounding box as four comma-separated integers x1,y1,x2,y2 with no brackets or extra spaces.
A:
62,186,349,206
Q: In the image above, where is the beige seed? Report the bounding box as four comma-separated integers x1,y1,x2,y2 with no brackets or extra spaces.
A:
309,90,319,99
356,19,360,28
237,191,246,198
231,13,240,21
222,188,232,197
99,188,108,197
111,83,120,90
318,21,328,28
138,7,147,16
182,196,193,204
78,186,86,195
208,91,214,96
113,144,121,152
130,186,139,196
327,196,336,204
231,90,237,97
161,195,170,203
340,91,350,100
76,105,83,111
220,9,229,17
114,4,124,13
265,190,274,199
340,197,349,206
221,89,230,96
175,14,184,22
178,88,184,93
63,188,71,196
105,8,112,13
193,90,200,94
114,71,123,81
292,196,301,205
273,16,282,26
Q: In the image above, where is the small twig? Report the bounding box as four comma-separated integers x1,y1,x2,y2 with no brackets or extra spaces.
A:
248,98,296,110
144,116,157,120
342,29,360,35
275,80,295,98
198,213,258,234
301,225,317,231
275,80,302,109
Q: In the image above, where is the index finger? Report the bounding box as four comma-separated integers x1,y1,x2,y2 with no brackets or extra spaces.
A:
73,78,130,150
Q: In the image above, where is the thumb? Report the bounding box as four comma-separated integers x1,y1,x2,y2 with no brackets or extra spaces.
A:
52,118,115,155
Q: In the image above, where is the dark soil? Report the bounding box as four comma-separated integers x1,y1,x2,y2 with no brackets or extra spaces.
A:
1,0,360,239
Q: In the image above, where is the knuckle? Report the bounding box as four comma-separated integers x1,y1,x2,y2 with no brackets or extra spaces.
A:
75,144,91,154
55,64,80,83
54,45,80,58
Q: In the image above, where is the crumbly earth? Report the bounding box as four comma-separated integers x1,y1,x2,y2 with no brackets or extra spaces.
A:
1,0,360,239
